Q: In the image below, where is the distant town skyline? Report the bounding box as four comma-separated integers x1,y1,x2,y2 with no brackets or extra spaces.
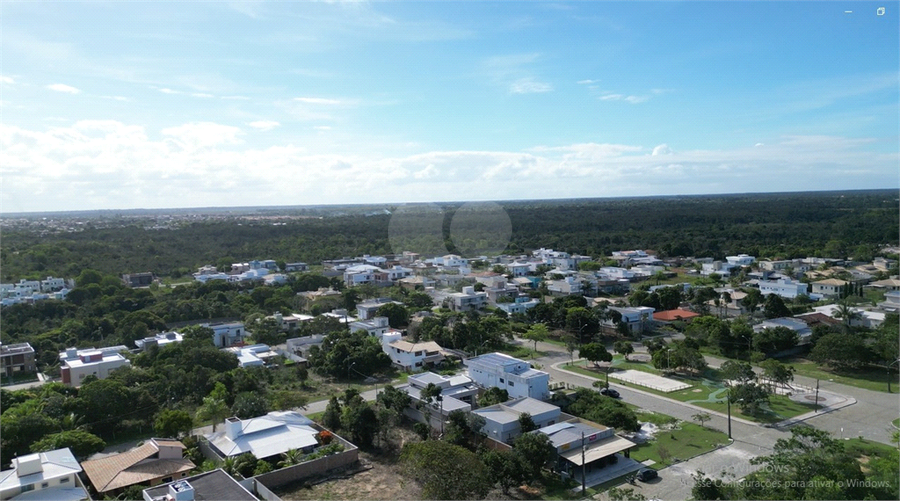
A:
2,1,898,213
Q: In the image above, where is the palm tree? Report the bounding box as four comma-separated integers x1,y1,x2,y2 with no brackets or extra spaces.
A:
196,396,229,432
833,301,860,332
654,271,667,286
278,449,304,468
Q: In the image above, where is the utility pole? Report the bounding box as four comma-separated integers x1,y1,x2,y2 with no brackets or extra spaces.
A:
815,378,819,412
581,431,586,494
727,397,732,439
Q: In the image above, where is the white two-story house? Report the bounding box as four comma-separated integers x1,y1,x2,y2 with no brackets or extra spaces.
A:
466,352,550,400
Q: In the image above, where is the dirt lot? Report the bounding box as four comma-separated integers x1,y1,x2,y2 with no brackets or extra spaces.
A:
276,451,421,501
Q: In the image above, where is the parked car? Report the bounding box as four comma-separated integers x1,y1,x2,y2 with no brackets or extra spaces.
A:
600,387,620,398
637,468,658,482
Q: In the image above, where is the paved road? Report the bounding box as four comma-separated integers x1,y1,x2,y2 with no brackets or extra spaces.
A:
702,353,898,445
518,336,895,501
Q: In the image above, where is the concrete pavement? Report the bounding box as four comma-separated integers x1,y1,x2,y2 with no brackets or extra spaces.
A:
517,336,895,501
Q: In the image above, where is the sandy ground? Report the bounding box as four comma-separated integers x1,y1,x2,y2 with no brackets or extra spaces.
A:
275,450,421,501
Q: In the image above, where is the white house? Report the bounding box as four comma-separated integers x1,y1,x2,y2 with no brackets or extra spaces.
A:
507,262,532,277
396,372,479,430
270,312,314,331
726,254,756,266
59,346,131,387
496,297,541,316
135,331,184,350
203,322,246,348
466,352,550,400
435,254,468,268
349,316,398,339
473,397,562,444
343,265,381,287
701,261,737,277
223,344,278,368
877,290,900,313
356,298,403,320
448,286,487,312
379,265,414,281
811,279,849,298
757,278,809,299
206,411,323,461
380,333,446,372
546,276,582,296
0,448,87,501
39,277,67,292
597,267,636,281
753,317,812,345
606,306,655,334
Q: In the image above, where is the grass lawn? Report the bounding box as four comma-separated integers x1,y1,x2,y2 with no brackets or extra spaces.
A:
843,437,899,457
892,418,899,428
779,357,898,393
562,360,818,423
499,344,544,360
629,422,729,467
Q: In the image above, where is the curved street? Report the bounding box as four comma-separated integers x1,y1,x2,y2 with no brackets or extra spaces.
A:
516,336,898,500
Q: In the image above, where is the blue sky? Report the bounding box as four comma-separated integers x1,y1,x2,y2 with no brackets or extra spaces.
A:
1,1,898,212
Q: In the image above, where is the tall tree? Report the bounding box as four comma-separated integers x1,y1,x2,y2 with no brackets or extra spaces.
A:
613,340,634,361
401,441,492,500
154,409,194,439
580,342,613,368
522,323,549,357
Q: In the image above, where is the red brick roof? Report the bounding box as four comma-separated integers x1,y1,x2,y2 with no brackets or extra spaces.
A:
653,309,701,322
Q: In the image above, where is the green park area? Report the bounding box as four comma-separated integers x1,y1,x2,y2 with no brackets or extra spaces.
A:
778,357,899,393
563,356,818,423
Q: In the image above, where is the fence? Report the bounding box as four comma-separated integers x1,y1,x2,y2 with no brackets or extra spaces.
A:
254,440,359,490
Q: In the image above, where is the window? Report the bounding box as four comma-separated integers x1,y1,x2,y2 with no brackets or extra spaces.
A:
508,381,514,386
499,378,504,383
162,477,173,483
21,484,34,493
41,482,49,489
59,478,70,484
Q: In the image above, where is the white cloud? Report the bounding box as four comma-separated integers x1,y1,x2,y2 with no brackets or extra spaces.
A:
248,121,281,131
314,125,332,130
191,93,215,98
46,83,81,94
101,95,129,102
600,93,649,104
221,95,250,100
755,142,765,147
157,88,182,94
509,78,553,94
294,97,343,105
1,122,894,212
161,122,244,150
0,76,14,85
577,79,598,85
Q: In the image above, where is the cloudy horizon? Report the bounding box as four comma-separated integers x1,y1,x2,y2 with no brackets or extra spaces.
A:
2,1,898,213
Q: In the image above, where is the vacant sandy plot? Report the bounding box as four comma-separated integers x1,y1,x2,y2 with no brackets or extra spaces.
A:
277,452,421,501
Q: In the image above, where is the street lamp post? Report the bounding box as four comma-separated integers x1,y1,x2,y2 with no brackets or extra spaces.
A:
348,361,356,390
888,359,900,393
727,397,744,439
815,378,819,412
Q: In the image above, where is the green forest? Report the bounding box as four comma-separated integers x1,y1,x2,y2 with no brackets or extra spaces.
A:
1,190,897,281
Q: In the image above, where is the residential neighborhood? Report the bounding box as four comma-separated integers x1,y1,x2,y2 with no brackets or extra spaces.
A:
1,240,898,501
